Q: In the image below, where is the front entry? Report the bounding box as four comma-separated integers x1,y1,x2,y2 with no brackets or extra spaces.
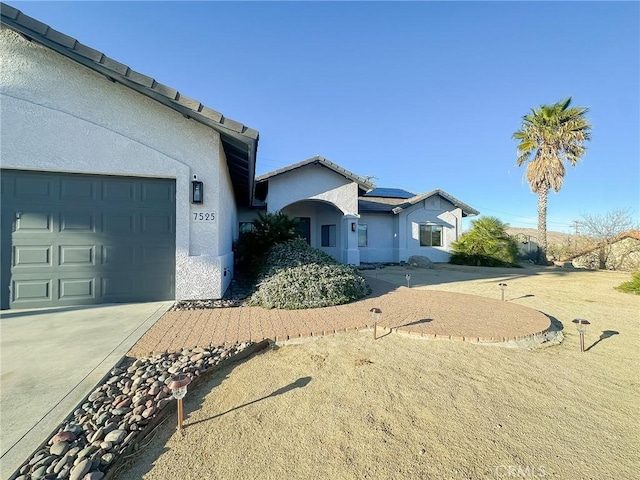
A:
295,217,311,244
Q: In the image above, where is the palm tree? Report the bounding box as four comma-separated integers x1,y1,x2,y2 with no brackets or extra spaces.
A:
513,97,592,263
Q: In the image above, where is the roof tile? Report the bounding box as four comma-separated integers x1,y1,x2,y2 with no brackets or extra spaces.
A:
176,93,202,112
221,117,244,133
1,3,20,20
100,56,129,76
44,28,76,49
126,69,154,88
16,12,48,35
73,42,104,62
151,82,178,100
200,106,223,123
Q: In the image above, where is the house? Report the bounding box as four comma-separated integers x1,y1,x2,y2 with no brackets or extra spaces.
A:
569,230,640,271
243,156,479,265
0,4,479,311
0,4,258,309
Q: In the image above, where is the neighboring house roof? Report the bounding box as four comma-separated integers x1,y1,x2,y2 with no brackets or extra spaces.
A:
363,187,415,199
0,3,259,206
391,189,479,217
256,155,375,190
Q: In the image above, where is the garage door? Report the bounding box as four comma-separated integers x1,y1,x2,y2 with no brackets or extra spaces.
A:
1,170,176,310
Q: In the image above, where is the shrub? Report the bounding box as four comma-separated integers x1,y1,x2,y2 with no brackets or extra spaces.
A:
615,271,640,295
450,217,521,267
248,238,371,309
234,211,299,277
248,263,371,309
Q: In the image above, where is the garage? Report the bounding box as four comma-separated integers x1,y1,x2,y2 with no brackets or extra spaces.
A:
1,170,176,310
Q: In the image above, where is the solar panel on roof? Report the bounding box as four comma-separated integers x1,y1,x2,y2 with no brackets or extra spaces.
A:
363,188,415,199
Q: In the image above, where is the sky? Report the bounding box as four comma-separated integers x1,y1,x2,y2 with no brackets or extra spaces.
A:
8,0,640,232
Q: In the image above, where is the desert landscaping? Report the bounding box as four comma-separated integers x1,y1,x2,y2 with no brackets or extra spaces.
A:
112,264,639,480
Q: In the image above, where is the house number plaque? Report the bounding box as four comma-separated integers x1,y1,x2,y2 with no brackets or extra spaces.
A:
192,212,216,222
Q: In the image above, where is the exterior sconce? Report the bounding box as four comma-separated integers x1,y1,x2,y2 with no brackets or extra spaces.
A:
169,374,192,430
191,180,203,204
572,318,590,352
498,282,507,301
351,222,356,232
370,307,382,340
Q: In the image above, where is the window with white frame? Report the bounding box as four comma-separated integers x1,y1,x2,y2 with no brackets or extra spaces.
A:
358,224,368,247
419,224,442,247
321,224,337,247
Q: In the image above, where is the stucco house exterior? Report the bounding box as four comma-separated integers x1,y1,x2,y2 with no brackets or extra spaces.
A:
0,5,258,309
244,156,479,265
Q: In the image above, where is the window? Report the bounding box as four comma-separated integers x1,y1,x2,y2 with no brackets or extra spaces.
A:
321,224,337,247
358,224,368,247
239,222,255,234
419,224,442,247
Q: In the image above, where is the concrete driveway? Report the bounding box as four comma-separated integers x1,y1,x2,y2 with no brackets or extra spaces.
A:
0,301,172,479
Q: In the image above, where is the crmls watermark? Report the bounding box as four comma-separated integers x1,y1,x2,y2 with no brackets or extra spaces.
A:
495,465,547,478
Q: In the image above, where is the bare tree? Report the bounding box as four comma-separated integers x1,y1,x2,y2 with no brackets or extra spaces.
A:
578,208,639,270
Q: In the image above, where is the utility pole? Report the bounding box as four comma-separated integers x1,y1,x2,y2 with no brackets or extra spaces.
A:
571,220,580,236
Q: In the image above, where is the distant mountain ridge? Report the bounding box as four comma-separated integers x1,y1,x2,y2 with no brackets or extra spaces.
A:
506,228,573,246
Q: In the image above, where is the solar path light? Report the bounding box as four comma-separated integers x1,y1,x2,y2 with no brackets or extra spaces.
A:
370,308,382,340
169,374,191,430
498,282,508,301
572,318,591,353
406,274,411,288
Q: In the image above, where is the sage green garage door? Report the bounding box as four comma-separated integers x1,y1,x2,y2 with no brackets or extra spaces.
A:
1,170,176,310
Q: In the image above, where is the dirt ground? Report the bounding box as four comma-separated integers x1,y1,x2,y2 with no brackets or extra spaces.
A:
115,265,639,480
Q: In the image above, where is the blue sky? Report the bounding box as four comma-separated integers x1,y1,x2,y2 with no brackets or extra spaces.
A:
9,1,640,232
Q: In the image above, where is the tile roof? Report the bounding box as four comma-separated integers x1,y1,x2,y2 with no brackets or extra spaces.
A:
256,155,375,190
0,2,259,205
362,187,415,199
391,189,479,217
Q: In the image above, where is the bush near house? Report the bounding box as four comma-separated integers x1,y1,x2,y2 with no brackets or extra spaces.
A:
248,239,371,309
450,217,521,267
615,271,640,295
234,211,299,277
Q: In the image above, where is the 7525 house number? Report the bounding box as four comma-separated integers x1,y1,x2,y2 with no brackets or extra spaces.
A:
193,212,216,221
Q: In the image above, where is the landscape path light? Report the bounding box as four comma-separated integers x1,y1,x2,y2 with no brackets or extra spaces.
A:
572,318,591,353
370,308,382,340
169,374,192,430
498,282,508,301
406,274,411,288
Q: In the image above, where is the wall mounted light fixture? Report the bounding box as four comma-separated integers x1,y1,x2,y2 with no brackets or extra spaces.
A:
192,179,203,204
351,222,356,232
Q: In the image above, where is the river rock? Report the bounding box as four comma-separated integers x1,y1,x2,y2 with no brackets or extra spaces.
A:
69,459,91,480
50,441,69,456
84,472,105,480
104,429,127,444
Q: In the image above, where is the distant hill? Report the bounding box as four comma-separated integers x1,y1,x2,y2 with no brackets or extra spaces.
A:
506,228,573,246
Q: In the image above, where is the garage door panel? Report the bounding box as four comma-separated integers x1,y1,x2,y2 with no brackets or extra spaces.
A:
58,277,95,300
13,245,52,268
2,170,176,309
102,180,137,202
59,245,96,266
102,213,136,235
12,279,52,303
14,176,55,201
141,214,174,235
60,177,97,201
60,212,96,233
15,211,54,232
141,182,175,205
101,245,135,267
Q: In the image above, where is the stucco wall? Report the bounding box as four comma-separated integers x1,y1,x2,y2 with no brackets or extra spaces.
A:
267,165,359,215
398,197,462,263
359,213,395,263
0,28,234,300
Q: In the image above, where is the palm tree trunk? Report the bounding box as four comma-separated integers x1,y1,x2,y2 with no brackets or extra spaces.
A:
537,189,548,264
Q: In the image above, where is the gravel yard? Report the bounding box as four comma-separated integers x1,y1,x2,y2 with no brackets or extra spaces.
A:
115,265,639,479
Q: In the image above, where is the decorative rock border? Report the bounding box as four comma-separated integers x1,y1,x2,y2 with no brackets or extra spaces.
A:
11,340,270,480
